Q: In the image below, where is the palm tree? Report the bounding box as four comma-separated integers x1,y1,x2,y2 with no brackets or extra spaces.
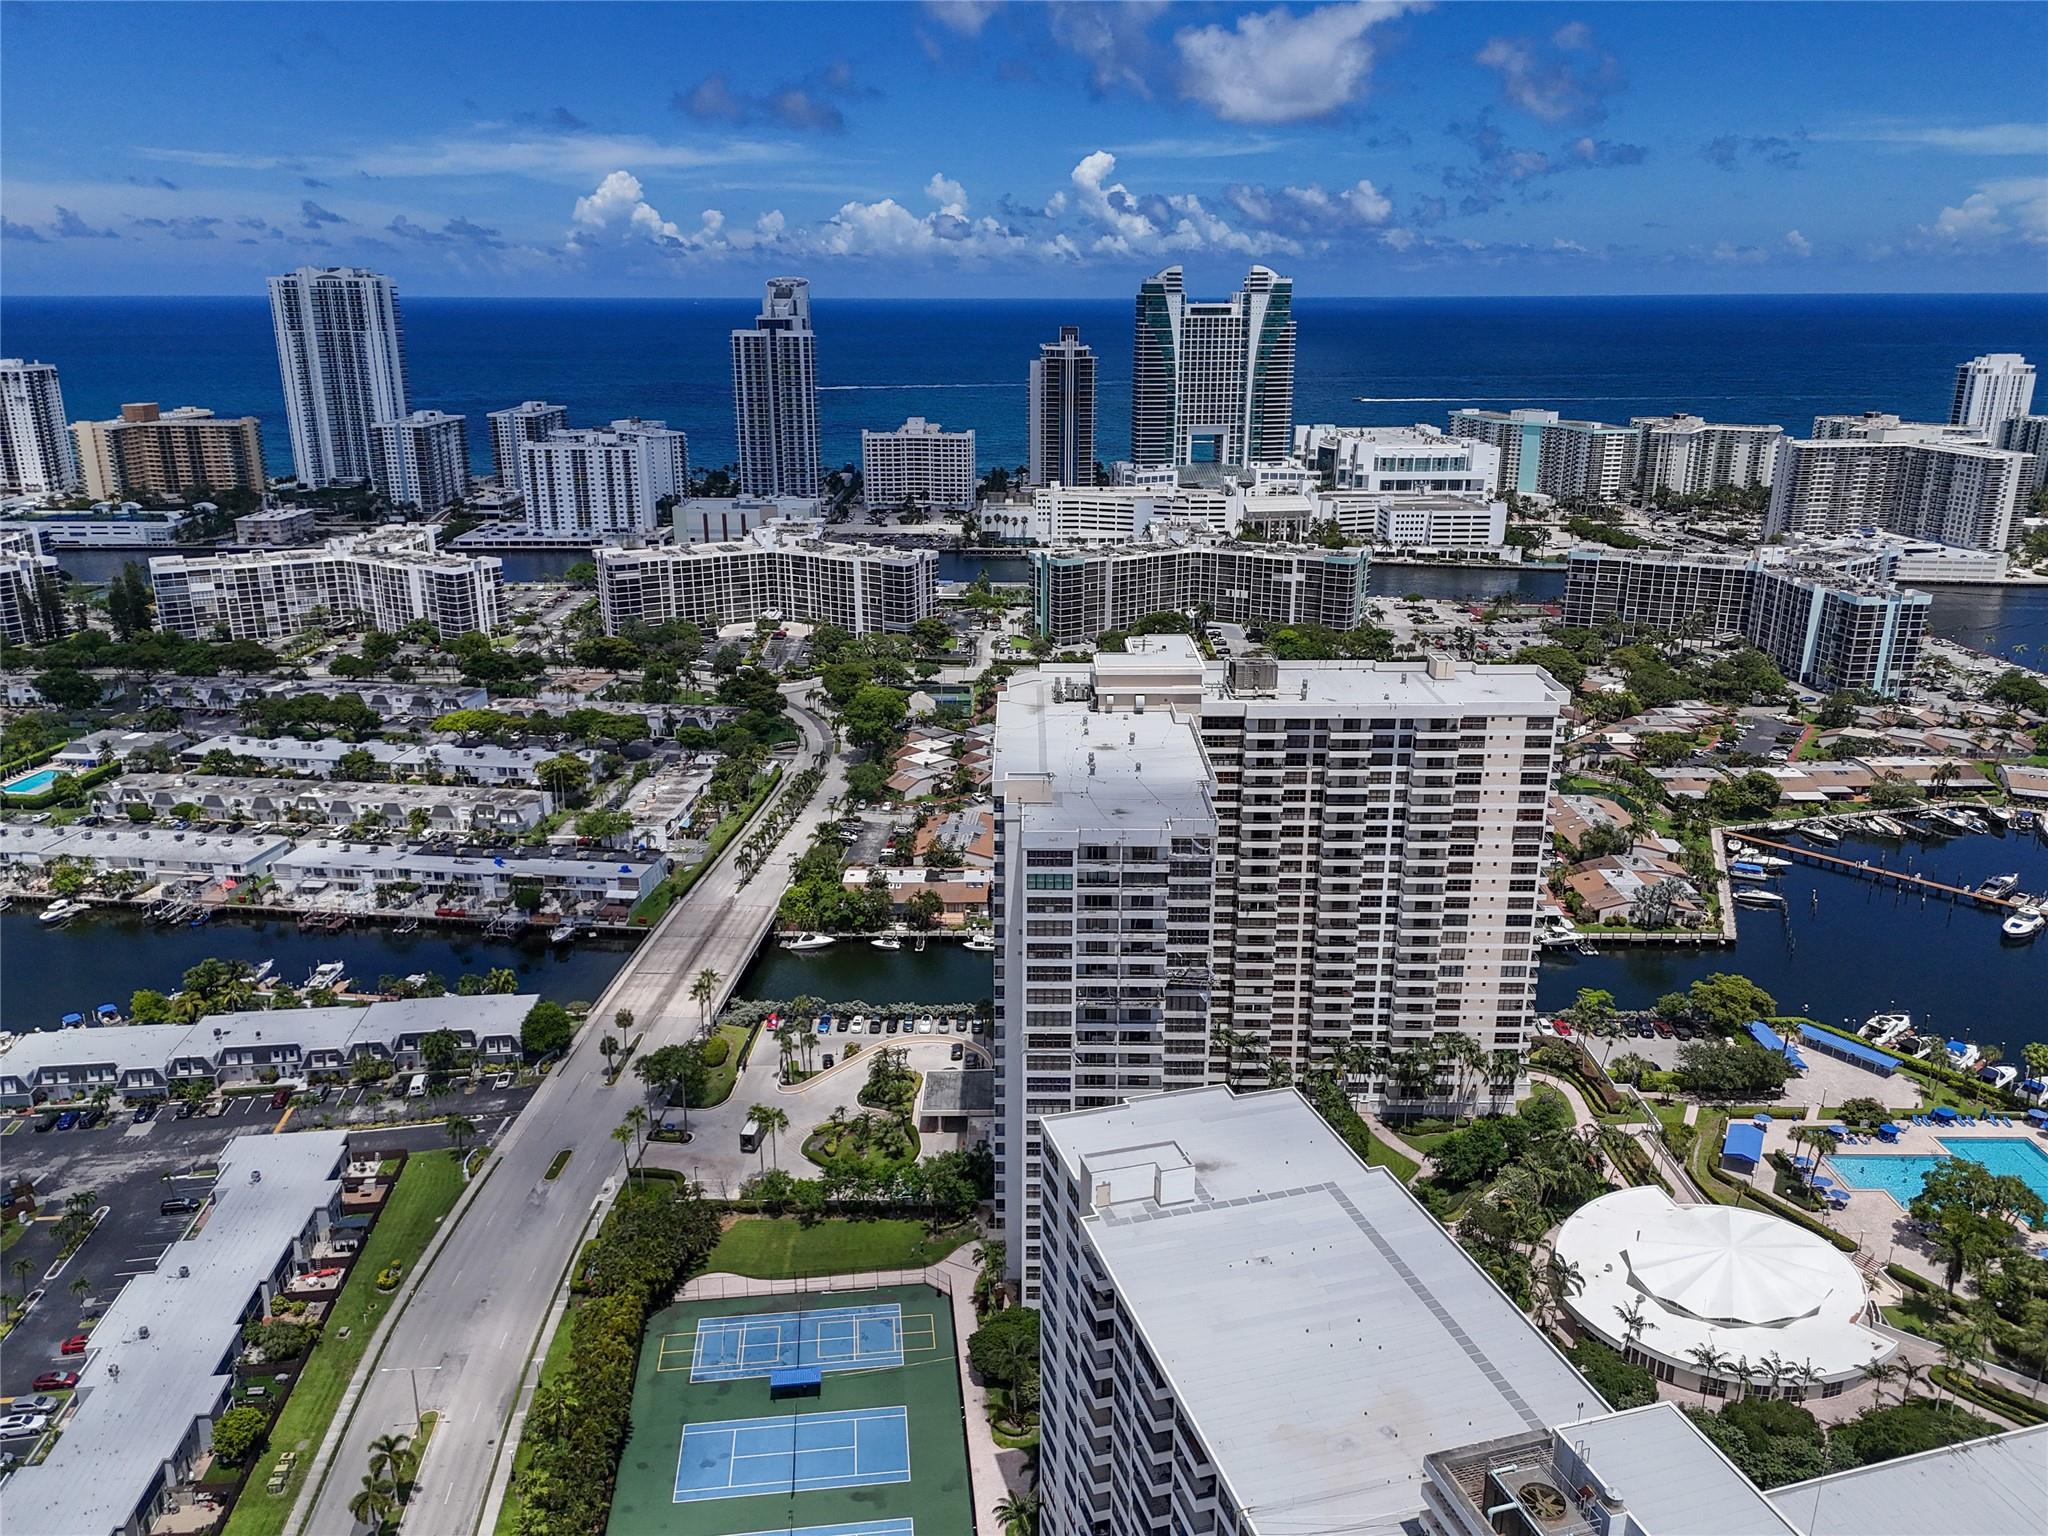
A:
609,1121,635,1185
623,1104,650,1177
1211,1025,1253,1086
1539,1251,1585,1332
444,1113,477,1161
1930,761,1958,800
748,1104,790,1169
599,1033,620,1076
1686,1344,1732,1404
349,1474,399,1530
366,1433,415,1484
69,1274,91,1303
690,968,722,1033
994,1490,1040,1536
1858,1354,1899,1407
1893,1356,1931,1401
972,1239,1007,1317
1613,1298,1656,1356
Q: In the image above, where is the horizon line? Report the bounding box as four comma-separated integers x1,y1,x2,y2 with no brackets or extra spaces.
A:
5,288,2047,305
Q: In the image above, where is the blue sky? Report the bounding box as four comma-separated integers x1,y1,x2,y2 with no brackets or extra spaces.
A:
3,0,2044,298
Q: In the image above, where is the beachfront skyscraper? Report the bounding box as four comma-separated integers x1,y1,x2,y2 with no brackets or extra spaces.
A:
0,358,79,496
1028,324,1096,487
487,400,569,501
267,267,410,489
1950,352,2036,437
370,409,470,516
731,276,819,498
1130,265,1295,468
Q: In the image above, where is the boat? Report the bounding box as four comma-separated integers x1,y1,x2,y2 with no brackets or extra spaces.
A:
1986,805,2015,827
1976,873,2021,900
0,895,12,913
962,933,995,952
550,922,584,948
782,931,834,951
1729,846,1791,869
1946,1039,1982,1070
2018,811,2037,832
250,959,275,985
871,936,903,950
1733,888,1788,907
393,916,420,935
1728,861,1773,882
1980,1064,2020,1090
1865,815,1909,838
1862,1012,1913,1047
304,960,346,991
2003,908,2046,941
38,899,85,925
1800,822,1842,846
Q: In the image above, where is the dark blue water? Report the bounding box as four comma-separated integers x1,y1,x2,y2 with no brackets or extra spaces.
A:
1536,827,2048,1063
7,293,2043,475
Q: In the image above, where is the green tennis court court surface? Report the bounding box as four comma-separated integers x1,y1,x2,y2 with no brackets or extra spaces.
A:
605,1283,971,1536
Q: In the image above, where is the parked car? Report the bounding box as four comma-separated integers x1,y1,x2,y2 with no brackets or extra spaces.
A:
1552,1021,1573,1038
30,1372,78,1392
821,1054,834,1070
917,1019,934,1034
59,1334,89,1356
32,1113,56,1133
11,1396,60,1416
1653,1020,1675,1038
77,1108,103,1130
834,1018,848,1032
950,1043,965,1061
885,1020,899,1034
0,1414,49,1438
160,1197,201,1216
54,1112,77,1131
131,1103,157,1124
270,1088,291,1111
173,1100,195,1119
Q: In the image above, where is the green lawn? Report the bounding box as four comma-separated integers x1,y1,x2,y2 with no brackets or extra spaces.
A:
491,1299,581,1536
706,1217,977,1279
222,1151,467,1536
1365,1139,1420,1184
695,1021,757,1108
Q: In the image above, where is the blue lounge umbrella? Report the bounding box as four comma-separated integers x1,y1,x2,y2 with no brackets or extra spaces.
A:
60,1012,83,1025
1810,1174,1835,1189
95,1003,119,1015
1930,1106,1960,1124
1754,1113,1774,1126
2027,1108,2048,1126
1791,1155,1816,1168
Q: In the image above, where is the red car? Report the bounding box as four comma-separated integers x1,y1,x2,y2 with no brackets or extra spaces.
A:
60,1334,89,1356
31,1371,78,1392
1552,1020,1573,1037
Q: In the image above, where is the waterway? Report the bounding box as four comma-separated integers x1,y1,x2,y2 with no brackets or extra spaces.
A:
0,908,636,1029
734,934,994,1006
1535,827,2048,1063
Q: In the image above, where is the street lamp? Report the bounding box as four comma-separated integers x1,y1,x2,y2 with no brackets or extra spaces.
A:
380,1363,444,1435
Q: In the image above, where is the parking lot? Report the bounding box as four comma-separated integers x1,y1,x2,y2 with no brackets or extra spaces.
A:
1548,1023,1920,1111
0,1079,537,1405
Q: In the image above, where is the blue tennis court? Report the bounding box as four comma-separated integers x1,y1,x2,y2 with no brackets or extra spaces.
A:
683,1303,906,1382
674,1407,911,1503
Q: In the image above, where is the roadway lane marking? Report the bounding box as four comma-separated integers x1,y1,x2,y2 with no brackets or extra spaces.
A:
273,1106,295,1135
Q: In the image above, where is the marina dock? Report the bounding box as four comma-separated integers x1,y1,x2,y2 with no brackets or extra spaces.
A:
1735,833,2028,910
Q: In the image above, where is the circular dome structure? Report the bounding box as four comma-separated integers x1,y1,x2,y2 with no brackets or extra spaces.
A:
1552,1186,1891,1391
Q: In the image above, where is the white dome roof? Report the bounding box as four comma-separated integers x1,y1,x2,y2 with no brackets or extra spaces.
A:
1623,1204,1850,1325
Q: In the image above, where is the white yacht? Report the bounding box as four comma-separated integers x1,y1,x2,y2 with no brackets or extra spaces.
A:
782,931,834,951
1866,815,1910,838
1729,845,1792,869
871,936,903,950
38,899,85,925
304,960,347,991
1800,822,1842,846
961,933,996,952
250,958,276,985
1976,873,2021,900
1862,1012,1914,1047
1733,888,1787,907
2002,907,2045,941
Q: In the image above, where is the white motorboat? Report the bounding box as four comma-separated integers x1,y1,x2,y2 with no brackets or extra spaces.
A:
1800,822,1843,846
1733,888,1787,907
871,936,903,950
1729,845,1791,869
2002,908,2045,941
962,934,995,952
1947,1039,1982,1070
304,960,346,991
1866,815,1909,838
1863,1012,1914,1047
1976,873,2021,900
550,922,584,948
250,958,275,985
782,931,834,951
1986,805,2015,826
38,899,85,925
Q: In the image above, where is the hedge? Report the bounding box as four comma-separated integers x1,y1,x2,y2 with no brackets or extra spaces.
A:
1930,1367,2048,1427
1886,1264,1950,1302
1690,1112,1858,1252
700,1034,730,1068
2,759,121,811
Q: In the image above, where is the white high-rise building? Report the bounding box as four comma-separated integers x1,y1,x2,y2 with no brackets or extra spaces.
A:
1132,265,1296,468
1448,407,1636,501
1997,414,2048,497
1030,534,1370,645
597,524,937,636
0,358,79,495
731,276,819,498
150,526,503,641
519,419,688,540
1028,325,1097,488
369,409,470,516
1630,414,1783,496
0,527,64,645
267,267,410,489
486,401,568,500
860,417,976,512
1765,432,2027,552
994,640,1564,1299
1950,352,2036,437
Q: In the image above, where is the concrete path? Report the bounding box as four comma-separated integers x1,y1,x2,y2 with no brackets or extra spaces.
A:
296,686,848,1536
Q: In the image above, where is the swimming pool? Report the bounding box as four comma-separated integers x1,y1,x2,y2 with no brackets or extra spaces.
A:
1829,1136,2048,1209
1,767,60,797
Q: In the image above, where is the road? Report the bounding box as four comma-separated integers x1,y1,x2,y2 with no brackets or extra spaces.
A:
298,685,848,1536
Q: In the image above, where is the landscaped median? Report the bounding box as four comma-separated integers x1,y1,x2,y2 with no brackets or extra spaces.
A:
221,1151,465,1536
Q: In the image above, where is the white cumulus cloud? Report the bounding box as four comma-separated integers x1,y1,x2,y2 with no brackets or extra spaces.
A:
1783,229,1812,258
1175,1,1417,124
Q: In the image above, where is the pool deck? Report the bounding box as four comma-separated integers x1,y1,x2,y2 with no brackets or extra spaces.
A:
1728,1113,2048,1267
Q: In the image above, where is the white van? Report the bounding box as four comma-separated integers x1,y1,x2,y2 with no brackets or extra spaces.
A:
407,1073,429,1098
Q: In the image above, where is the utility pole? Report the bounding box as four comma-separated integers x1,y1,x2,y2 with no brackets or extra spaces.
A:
380,1363,444,1435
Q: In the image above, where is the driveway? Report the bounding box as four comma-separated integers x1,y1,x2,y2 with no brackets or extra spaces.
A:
642,1029,990,1198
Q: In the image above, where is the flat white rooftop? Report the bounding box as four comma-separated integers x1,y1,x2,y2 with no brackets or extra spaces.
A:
1043,1087,1595,1533
2,1132,349,1536
994,676,1212,833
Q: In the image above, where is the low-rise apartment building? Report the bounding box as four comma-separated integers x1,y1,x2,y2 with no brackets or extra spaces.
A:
234,507,319,546
1029,531,1369,644
1293,423,1499,494
181,734,571,786
97,774,554,835
596,524,937,635
150,526,504,640
1319,490,1508,548
0,822,291,881
267,841,666,908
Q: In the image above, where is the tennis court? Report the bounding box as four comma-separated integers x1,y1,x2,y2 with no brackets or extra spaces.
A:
606,1282,972,1536
672,1303,913,1382
674,1406,910,1501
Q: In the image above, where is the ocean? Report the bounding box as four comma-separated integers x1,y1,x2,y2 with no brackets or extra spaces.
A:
6,291,2045,475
